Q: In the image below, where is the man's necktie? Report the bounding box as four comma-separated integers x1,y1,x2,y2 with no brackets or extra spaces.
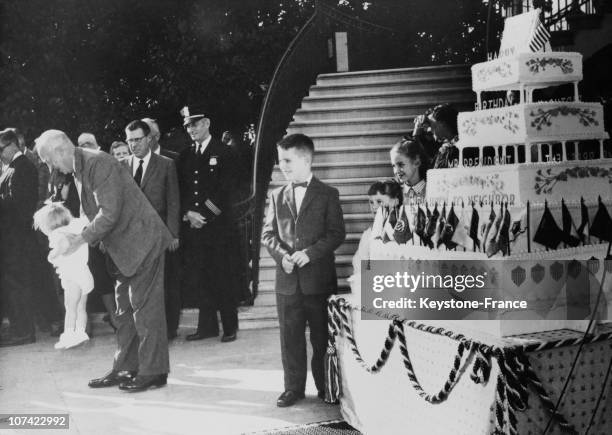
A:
292,181,308,188
134,159,144,186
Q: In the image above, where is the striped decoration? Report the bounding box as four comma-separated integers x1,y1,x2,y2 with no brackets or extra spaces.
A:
529,17,551,52
325,297,593,435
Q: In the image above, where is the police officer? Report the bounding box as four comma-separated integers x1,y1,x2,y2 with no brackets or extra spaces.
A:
176,106,239,342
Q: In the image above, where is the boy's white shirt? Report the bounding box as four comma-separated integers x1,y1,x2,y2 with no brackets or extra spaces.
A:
293,173,313,212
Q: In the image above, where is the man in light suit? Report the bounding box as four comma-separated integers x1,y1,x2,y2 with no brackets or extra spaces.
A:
35,130,173,392
125,119,181,339
262,133,345,407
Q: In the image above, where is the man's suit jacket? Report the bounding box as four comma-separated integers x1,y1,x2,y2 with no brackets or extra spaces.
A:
127,153,180,238
176,137,237,245
75,148,173,277
262,176,345,295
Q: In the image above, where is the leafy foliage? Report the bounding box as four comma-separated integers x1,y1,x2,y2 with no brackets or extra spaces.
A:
1,0,502,150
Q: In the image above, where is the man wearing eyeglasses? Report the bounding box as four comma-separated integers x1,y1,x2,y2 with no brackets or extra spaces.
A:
0,128,39,347
176,105,239,343
35,129,173,392
125,120,180,339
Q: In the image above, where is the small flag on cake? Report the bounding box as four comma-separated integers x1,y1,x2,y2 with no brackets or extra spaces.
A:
439,204,459,249
576,197,590,244
469,204,480,249
480,206,496,253
529,14,551,52
561,199,580,247
423,204,439,249
393,206,413,244
436,203,447,248
451,206,474,251
533,201,564,250
382,207,398,243
510,208,528,242
589,196,612,243
414,205,427,243
372,206,386,240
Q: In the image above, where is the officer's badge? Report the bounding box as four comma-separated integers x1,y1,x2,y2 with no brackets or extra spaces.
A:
394,220,405,233
209,157,218,166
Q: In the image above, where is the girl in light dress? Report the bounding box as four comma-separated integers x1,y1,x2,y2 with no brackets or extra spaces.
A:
349,180,403,291
33,203,93,349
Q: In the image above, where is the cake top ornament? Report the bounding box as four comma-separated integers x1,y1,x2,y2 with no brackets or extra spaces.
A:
498,9,551,57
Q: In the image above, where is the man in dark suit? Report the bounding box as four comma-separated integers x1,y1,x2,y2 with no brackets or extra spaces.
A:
125,119,181,339
262,133,345,407
35,129,173,392
0,129,38,347
176,105,239,343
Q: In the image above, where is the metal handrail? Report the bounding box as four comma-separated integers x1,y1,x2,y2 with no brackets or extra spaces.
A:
497,0,598,32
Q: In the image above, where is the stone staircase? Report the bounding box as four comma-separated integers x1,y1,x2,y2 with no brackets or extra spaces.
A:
242,64,475,329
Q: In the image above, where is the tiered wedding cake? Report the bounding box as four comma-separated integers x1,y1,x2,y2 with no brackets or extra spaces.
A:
363,10,611,337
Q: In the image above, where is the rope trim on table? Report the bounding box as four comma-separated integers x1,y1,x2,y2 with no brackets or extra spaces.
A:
322,297,604,435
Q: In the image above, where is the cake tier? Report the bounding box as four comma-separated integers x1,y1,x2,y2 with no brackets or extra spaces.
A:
472,52,582,93
426,159,612,210
457,101,606,148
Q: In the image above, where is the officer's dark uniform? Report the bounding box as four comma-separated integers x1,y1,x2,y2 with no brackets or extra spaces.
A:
177,109,239,340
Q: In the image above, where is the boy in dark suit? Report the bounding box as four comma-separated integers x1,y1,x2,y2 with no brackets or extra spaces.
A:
262,133,345,407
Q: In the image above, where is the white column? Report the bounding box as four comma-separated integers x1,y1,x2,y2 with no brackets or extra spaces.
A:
335,32,349,72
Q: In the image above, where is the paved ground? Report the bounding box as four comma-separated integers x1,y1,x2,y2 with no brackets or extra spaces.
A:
0,326,340,435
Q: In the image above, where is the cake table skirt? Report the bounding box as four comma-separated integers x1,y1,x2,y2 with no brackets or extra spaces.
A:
334,296,612,435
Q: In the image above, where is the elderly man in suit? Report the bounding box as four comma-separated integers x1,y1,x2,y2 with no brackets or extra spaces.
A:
0,128,38,347
125,119,181,339
262,133,345,407
35,129,173,392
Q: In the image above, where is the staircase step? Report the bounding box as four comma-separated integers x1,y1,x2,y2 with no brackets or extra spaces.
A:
311,144,393,164
271,160,393,180
293,99,473,122
308,75,471,97
339,194,376,215
316,65,470,86
308,130,410,148
270,176,391,196
287,115,414,135
301,87,474,110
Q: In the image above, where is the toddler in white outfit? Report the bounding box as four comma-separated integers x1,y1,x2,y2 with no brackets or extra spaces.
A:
34,203,93,349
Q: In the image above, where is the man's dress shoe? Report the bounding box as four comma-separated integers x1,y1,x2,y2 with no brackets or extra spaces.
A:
276,390,305,407
221,332,237,343
0,332,35,347
119,374,167,392
186,331,218,341
88,370,136,388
